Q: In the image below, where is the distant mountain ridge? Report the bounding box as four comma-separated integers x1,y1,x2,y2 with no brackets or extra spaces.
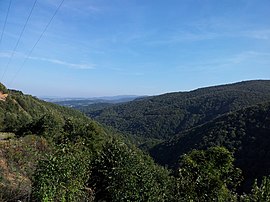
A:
84,80,270,140
44,95,145,108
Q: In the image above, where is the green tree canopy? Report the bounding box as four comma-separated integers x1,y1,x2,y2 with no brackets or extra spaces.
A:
176,147,242,201
89,139,175,202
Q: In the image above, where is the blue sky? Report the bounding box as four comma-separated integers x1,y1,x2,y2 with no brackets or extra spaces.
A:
0,0,270,97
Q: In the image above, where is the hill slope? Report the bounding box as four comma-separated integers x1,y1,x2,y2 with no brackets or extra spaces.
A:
2,82,270,199
150,101,270,190
0,83,177,201
0,83,90,133
85,80,270,140
0,83,106,200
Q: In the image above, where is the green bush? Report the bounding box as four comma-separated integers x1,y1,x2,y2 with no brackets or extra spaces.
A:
241,176,270,201
32,142,92,202
176,147,242,201
89,139,175,202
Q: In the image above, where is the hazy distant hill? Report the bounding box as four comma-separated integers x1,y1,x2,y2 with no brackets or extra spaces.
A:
150,101,270,190
84,80,270,140
45,95,143,108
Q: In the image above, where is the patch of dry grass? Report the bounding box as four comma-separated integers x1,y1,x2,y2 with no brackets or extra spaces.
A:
0,135,49,201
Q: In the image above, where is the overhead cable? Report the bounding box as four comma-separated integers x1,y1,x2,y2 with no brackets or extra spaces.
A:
1,0,38,81
0,0,12,46
10,0,65,85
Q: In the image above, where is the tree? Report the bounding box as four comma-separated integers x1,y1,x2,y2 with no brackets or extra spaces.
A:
31,118,105,201
89,139,174,202
176,146,242,201
241,176,270,201
31,142,92,201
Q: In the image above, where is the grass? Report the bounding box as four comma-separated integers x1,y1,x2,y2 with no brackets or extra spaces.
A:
0,135,49,201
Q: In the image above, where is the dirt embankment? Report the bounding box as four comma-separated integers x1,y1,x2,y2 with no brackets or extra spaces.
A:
0,91,8,101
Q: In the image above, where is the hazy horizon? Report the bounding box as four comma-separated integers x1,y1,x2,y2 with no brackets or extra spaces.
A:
3,79,268,99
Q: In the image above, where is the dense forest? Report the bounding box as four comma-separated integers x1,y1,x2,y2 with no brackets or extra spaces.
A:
1,81,270,201
150,101,270,191
79,80,270,194
84,80,270,141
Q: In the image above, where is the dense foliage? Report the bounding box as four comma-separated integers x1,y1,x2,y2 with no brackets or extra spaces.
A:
0,83,106,201
241,176,270,201
176,147,242,201
84,80,270,141
89,139,175,202
0,83,177,201
32,142,92,201
1,82,270,201
150,101,270,191
0,88,89,133
30,117,105,201
74,80,270,192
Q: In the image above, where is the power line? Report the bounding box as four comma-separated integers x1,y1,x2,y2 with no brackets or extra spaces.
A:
0,0,12,80
0,0,12,46
10,0,65,86
1,0,38,81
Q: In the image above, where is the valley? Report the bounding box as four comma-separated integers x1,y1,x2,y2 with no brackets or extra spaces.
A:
1,80,270,201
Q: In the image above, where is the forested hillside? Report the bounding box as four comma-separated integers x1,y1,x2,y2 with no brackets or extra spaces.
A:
76,80,270,193
0,83,90,133
0,83,178,201
85,80,270,140
2,82,270,201
150,101,270,190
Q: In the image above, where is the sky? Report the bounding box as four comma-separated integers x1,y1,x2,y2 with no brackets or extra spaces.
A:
0,0,270,97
